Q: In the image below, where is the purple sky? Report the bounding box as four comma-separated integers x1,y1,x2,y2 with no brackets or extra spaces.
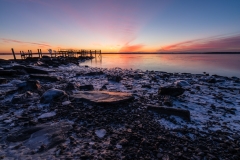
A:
1,0,240,53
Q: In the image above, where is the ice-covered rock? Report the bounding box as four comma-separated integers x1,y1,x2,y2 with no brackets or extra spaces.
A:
95,129,106,138
38,111,56,119
174,80,190,87
6,121,72,150
62,101,71,106
40,88,68,103
116,144,122,149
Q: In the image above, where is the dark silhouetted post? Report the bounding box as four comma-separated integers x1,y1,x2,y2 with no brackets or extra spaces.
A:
11,48,16,61
40,49,42,58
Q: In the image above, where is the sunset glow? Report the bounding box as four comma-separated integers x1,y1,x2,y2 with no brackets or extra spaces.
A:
1,0,240,53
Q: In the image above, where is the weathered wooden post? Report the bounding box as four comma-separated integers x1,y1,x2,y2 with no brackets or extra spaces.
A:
37,49,39,58
11,48,16,61
95,50,96,58
40,49,42,58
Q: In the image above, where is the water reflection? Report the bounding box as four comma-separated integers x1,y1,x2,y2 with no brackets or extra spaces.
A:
1,53,239,77
82,54,240,77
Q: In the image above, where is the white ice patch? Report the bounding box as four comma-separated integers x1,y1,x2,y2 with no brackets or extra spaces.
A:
116,144,122,149
62,101,71,106
38,112,56,119
9,80,24,85
95,129,106,138
174,80,190,87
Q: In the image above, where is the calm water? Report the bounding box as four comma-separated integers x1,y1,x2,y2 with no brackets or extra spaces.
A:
82,54,240,77
1,54,240,77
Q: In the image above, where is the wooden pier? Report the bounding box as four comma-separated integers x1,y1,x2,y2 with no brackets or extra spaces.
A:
56,49,102,58
11,48,101,59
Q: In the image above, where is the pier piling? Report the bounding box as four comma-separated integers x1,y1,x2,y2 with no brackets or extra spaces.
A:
11,48,16,61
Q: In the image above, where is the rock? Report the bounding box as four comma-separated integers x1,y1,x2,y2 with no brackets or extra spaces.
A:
65,82,76,90
7,122,72,150
71,91,134,104
119,139,128,146
147,105,190,121
85,71,104,76
29,74,60,82
0,70,16,76
95,129,106,138
24,66,54,74
133,73,144,80
174,80,190,87
40,88,68,103
142,84,152,89
11,93,26,104
0,78,7,84
62,101,71,106
38,112,56,120
79,84,94,91
100,84,107,91
107,75,122,82
158,86,185,96
207,78,216,83
116,144,122,149
0,86,18,95
163,97,173,107
17,80,41,91
8,65,26,70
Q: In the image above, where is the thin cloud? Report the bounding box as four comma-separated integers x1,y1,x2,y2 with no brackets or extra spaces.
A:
159,34,240,52
119,43,144,52
1,38,52,48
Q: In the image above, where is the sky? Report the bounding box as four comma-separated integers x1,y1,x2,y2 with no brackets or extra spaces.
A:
0,0,240,53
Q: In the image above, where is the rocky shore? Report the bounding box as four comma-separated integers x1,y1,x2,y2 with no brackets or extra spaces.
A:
0,56,240,159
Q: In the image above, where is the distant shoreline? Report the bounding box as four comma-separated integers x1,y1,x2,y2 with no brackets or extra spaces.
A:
1,52,240,55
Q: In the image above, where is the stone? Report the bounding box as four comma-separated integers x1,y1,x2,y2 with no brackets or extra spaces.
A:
119,139,128,146
84,71,104,76
174,80,190,87
7,122,72,150
207,78,216,83
95,129,106,138
40,88,68,103
17,80,41,91
100,84,107,91
11,93,26,104
38,112,56,120
79,84,94,91
65,82,76,90
29,74,60,82
0,78,7,84
71,91,134,104
107,75,122,82
25,66,54,74
142,84,152,89
147,105,190,121
158,86,185,96
0,70,16,76
163,97,173,107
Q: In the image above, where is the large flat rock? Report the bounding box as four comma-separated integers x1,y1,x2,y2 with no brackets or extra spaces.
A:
6,121,72,150
147,105,190,121
71,91,134,104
